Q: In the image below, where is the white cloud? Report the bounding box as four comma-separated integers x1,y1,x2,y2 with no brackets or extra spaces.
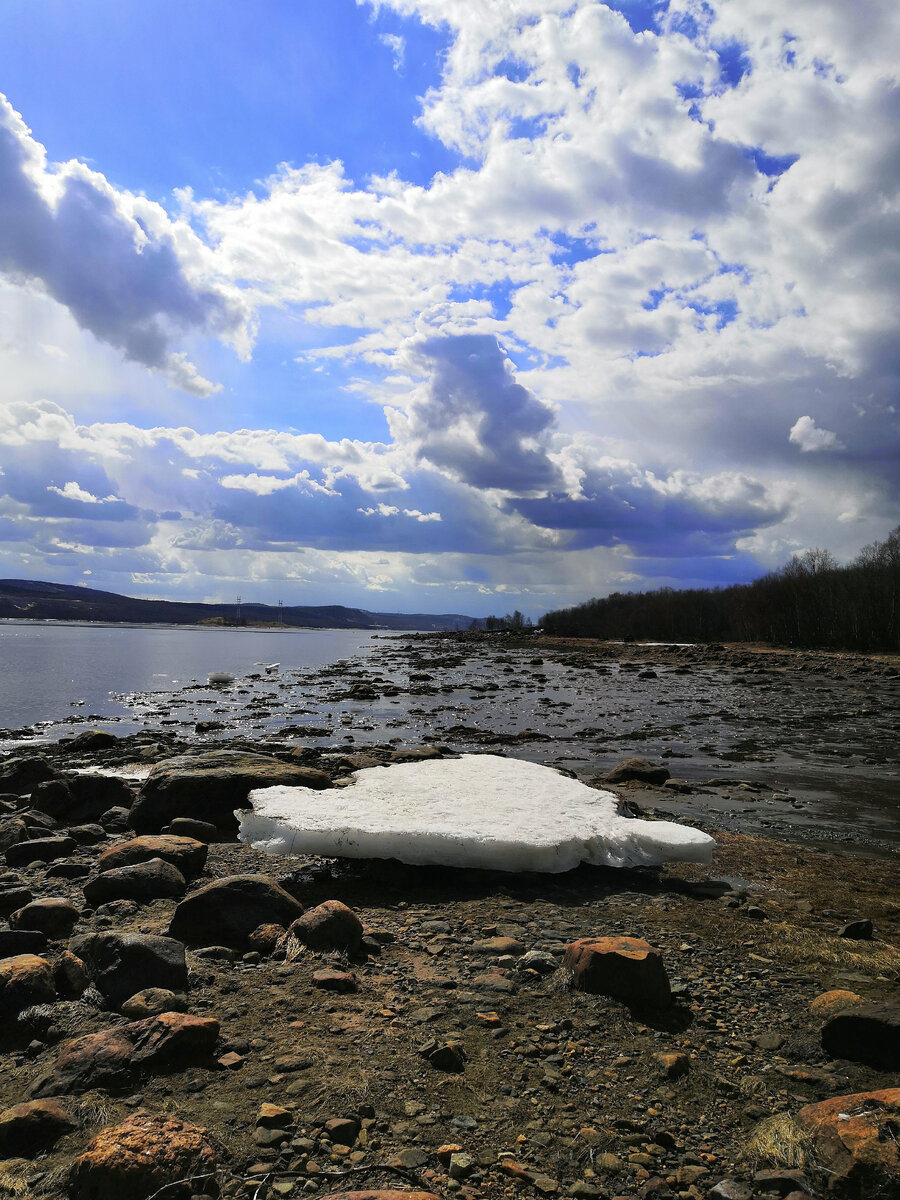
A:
789,415,844,452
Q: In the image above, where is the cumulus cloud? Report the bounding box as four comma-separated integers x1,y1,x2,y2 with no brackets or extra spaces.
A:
0,95,249,395
789,415,845,453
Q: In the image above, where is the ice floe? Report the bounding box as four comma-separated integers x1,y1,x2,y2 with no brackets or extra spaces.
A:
238,754,715,872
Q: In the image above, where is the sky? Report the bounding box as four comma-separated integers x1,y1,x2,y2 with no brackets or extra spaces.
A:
0,0,897,618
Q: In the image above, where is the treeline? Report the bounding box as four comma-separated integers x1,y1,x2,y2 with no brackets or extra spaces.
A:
540,526,900,652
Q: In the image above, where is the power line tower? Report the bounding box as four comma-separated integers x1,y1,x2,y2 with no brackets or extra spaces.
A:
235,594,242,623
278,599,283,626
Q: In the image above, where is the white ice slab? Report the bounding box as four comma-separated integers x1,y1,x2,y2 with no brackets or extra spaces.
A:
238,754,714,872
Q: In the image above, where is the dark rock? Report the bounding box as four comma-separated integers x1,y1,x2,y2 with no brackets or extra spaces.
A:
53,950,89,999
98,807,131,833
0,817,30,854
564,936,672,1007
130,750,332,833
66,774,136,823
0,882,32,916
0,755,57,794
28,779,76,819
312,968,358,992
0,928,47,955
603,758,671,786
98,834,208,878
820,1004,900,1069
72,931,188,1008
0,1098,76,1158
83,858,188,905
751,1169,813,1197
421,1040,466,1072
168,874,303,947
10,898,81,938
837,918,873,940
5,835,77,867
164,817,219,842
247,923,285,955
0,953,56,1017
291,900,363,953
68,1112,217,1200
324,1116,359,1145
120,988,187,1019
63,730,120,752
796,1088,900,1198
66,824,107,845
31,1011,220,1097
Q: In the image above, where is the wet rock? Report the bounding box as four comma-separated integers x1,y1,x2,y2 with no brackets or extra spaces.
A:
72,931,188,1008
31,1011,220,1096
120,987,187,1018
0,953,56,1017
5,835,77,867
68,1112,217,1200
603,758,671,786
796,1088,900,1197
168,874,303,947
563,936,671,1007
312,968,357,992
53,950,89,999
98,833,208,878
0,1098,77,1158
83,857,188,904
820,1004,900,1069
291,900,364,953
0,928,48,956
130,749,331,832
0,754,58,794
9,897,81,938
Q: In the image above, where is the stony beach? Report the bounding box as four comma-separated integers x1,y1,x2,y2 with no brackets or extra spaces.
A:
0,633,898,1200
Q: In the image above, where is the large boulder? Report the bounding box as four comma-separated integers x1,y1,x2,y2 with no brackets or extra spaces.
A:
290,900,364,953
83,858,187,905
168,874,303,947
0,1098,77,1158
63,730,121,753
5,835,77,867
0,953,56,1017
32,1012,220,1097
71,932,188,1008
603,758,671,786
0,817,30,854
98,834,207,878
563,936,671,1008
64,773,136,823
796,1088,900,1196
129,750,332,833
821,1004,900,1070
69,1113,217,1200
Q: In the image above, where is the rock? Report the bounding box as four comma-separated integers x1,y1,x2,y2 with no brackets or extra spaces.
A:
64,730,120,752
9,897,81,938
563,936,671,1007
168,874,303,947
707,1181,752,1200
0,1098,77,1157
98,834,208,878
0,928,48,956
449,1151,475,1179
164,817,218,842
31,1011,219,1096
130,750,331,832
72,931,188,1008
67,823,107,845
247,923,285,955
517,950,557,974
98,806,131,833
120,988,187,1018
83,857,188,904
0,755,57,794
319,1193,439,1200
796,1088,900,1197
837,918,873,939
751,1170,812,1197
809,990,865,1018
53,950,89,999
820,1004,900,1069
66,774,136,823
0,953,56,1017
473,935,526,956
656,1051,690,1079
291,900,363,953
312,968,357,992
257,1103,292,1129
422,1041,466,1072
0,817,30,854
5,835,77,867
28,779,76,819
603,758,671,786
68,1112,217,1200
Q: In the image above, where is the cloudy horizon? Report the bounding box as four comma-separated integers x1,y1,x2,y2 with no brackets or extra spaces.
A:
1,0,897,618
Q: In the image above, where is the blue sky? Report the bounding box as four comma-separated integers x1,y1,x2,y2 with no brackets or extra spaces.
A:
0,0,897,616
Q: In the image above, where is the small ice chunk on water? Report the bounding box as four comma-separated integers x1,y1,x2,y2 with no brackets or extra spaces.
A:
238,754,714,872
207,672,234,687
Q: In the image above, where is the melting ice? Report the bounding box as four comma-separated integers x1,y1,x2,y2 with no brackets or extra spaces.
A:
238,754,715,872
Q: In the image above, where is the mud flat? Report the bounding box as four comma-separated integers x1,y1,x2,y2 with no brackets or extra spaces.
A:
0,635,897,1199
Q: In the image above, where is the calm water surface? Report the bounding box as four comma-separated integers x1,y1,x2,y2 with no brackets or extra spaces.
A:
0,621,379,733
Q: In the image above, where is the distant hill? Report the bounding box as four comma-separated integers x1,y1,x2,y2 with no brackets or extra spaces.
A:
0,579,476,632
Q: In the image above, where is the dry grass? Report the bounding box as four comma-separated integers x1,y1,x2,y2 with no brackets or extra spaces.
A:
741,1112,817,1172
767,925,900,977
0,1162,31,1196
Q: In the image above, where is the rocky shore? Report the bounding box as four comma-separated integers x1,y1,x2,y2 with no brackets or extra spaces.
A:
0,635,898,1200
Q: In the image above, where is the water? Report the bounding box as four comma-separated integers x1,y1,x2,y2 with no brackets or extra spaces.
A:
0,621,380,734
